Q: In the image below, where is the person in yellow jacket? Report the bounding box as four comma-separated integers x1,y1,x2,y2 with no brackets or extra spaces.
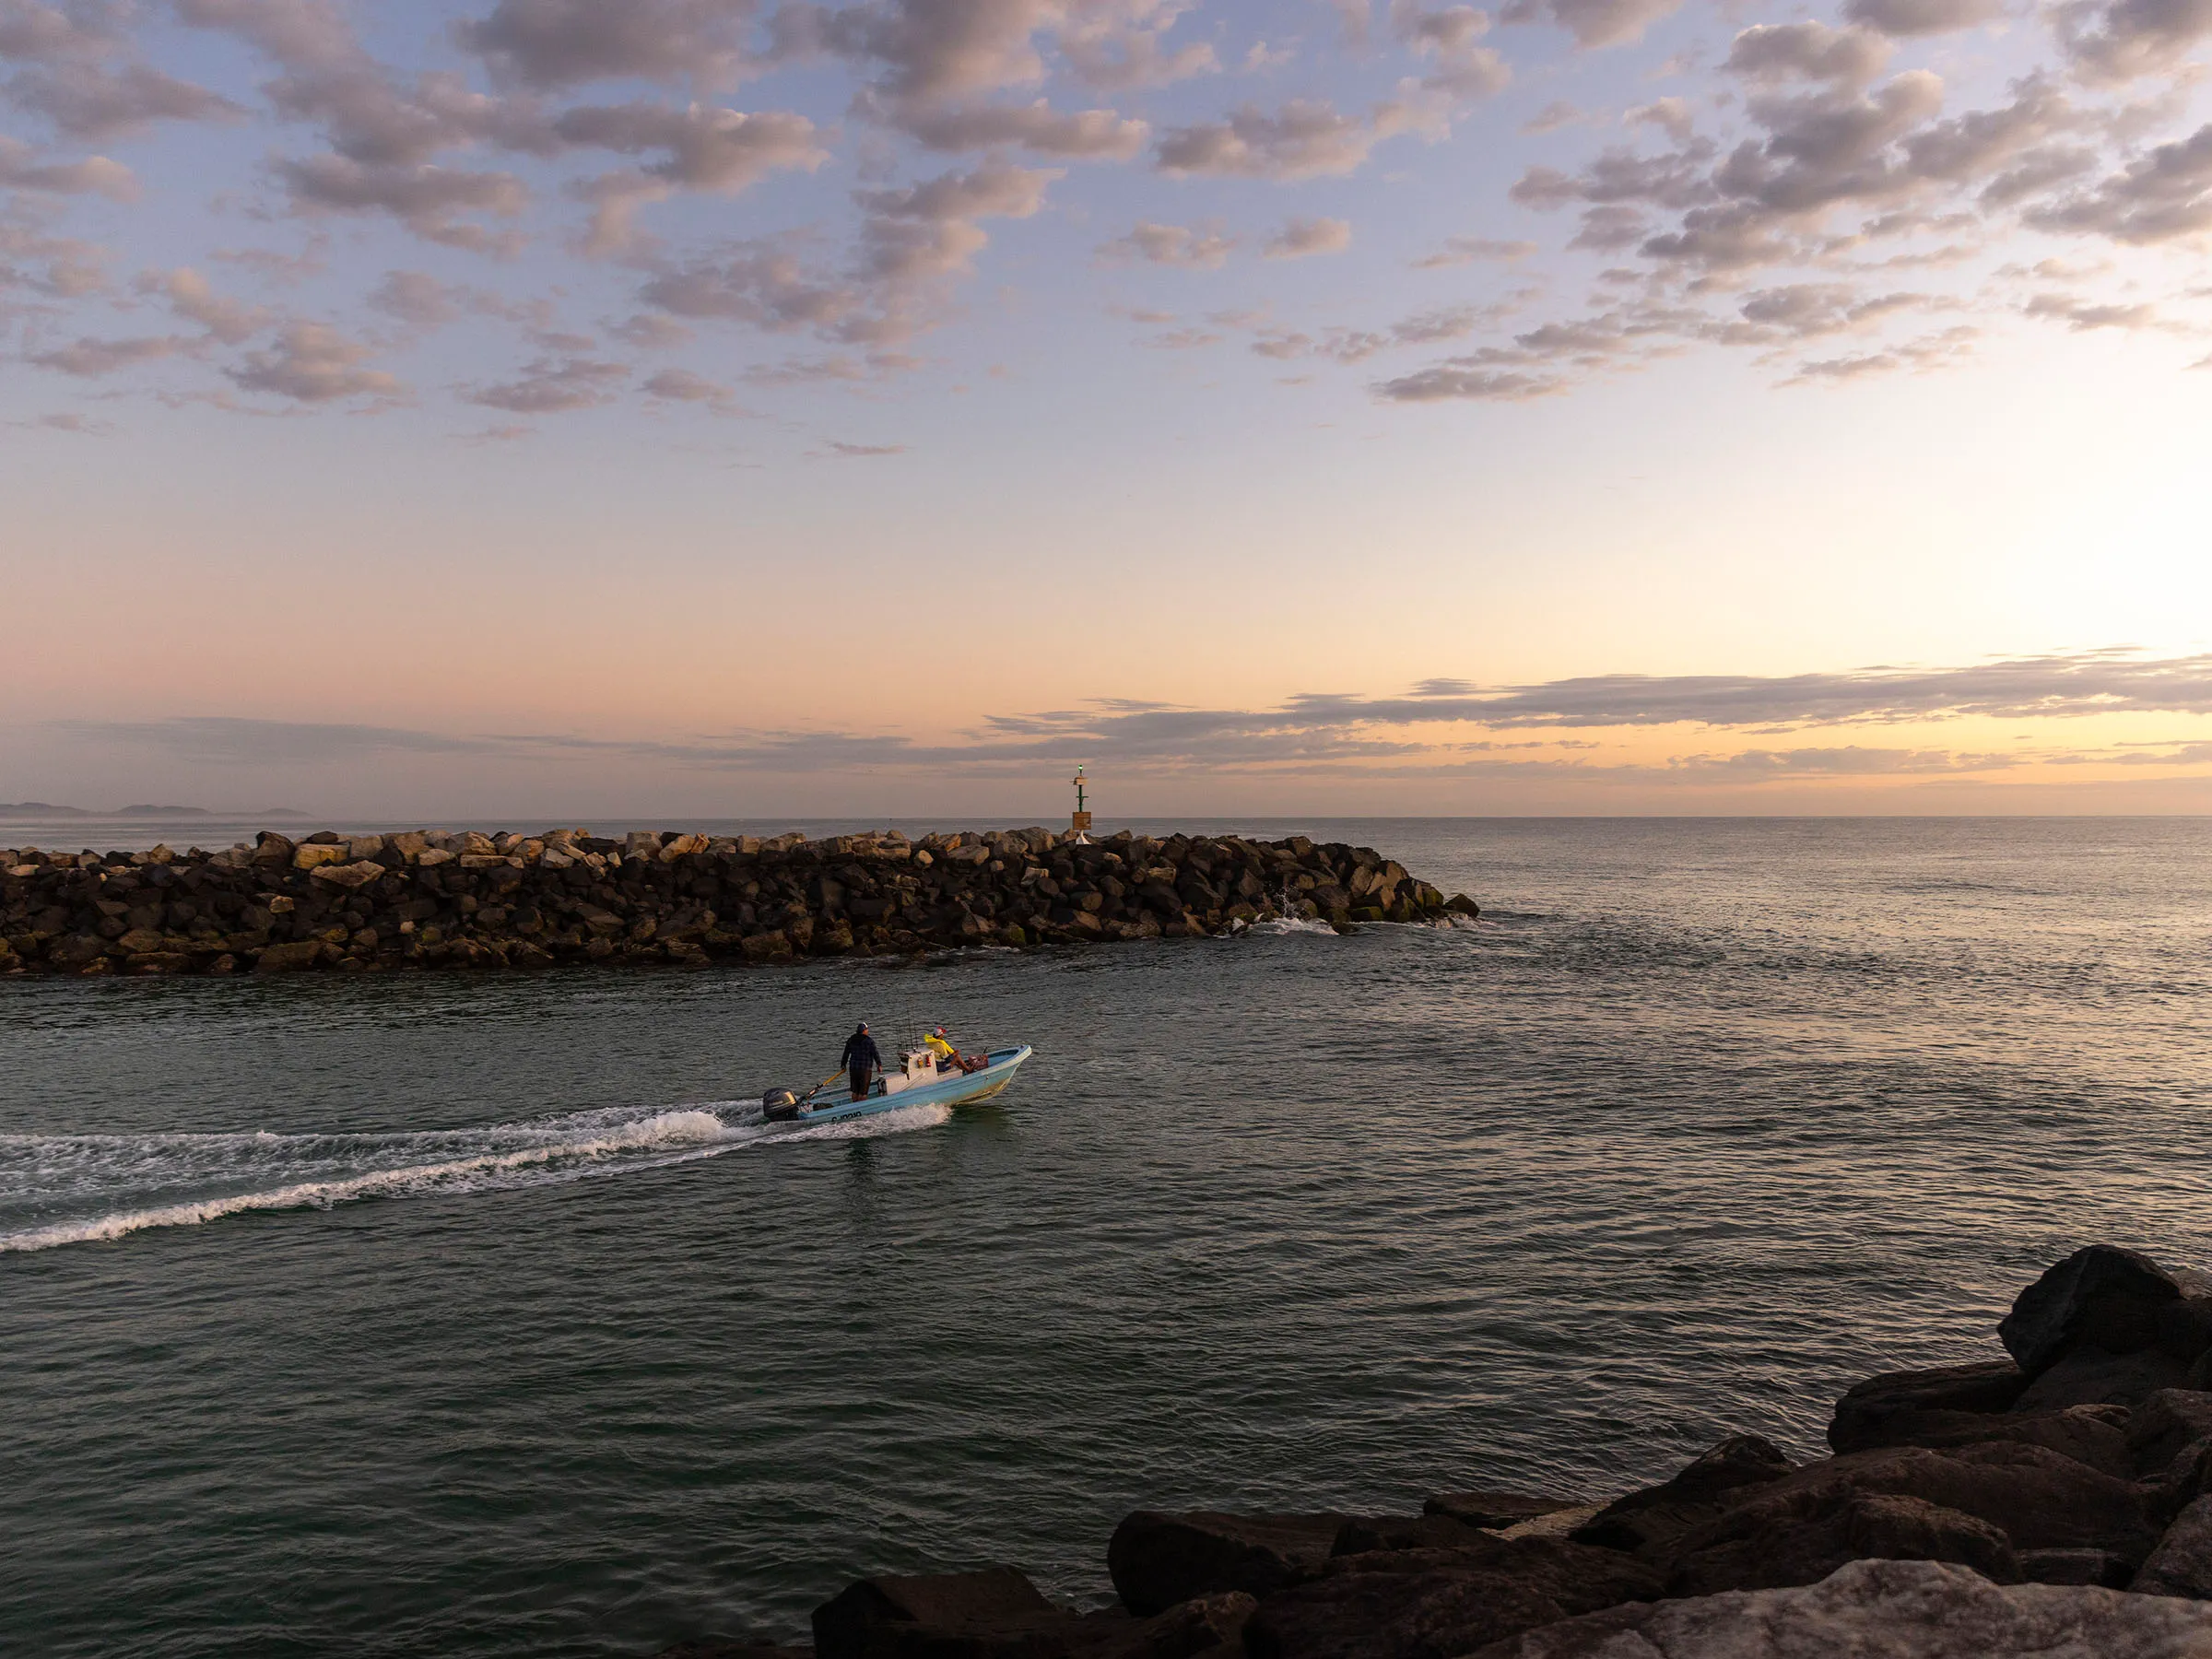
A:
924,1026,980,1074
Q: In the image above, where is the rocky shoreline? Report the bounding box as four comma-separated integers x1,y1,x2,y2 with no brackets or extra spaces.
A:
677,1246,2212,1659
0,827,1478,977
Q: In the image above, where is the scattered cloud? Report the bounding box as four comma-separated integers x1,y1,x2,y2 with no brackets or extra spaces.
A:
1098,219,1237,266
1264,216,1352,257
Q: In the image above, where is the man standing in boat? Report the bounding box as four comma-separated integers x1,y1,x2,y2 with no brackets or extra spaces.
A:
841,1022,883,1100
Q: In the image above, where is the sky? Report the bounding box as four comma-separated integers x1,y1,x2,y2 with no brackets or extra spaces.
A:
1,0,2209,818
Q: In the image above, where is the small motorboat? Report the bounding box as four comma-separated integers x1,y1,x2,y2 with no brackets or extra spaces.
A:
759,1043,1033,1127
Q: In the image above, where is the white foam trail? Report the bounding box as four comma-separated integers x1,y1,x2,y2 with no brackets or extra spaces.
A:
1247,916,1340,936
0,1101,945,1254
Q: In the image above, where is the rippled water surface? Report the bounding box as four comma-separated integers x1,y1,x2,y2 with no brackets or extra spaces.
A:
4,818,2209,1658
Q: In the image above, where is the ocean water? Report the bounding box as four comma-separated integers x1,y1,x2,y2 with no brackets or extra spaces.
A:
3,818,2208,1658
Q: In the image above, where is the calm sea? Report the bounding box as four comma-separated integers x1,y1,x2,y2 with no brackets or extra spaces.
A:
3,818,2207,1658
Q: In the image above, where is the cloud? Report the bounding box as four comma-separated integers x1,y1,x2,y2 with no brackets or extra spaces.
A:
1264,216,1352,258
11,409,115,434
641,365,747,413
1371,361,1568,399
141,266,271,344
2054,0,2212,83
1411,235,1537,266
27,333,186,375
1097,219,1236,266
1155,97,1442,180
227,321,402,402
1501,0,1681,50
820,438,909,455
553,102,826,251
1391,0,1511,97
1723,22,1890,88
894,99,1147,157
1843,0,2003,36
0,133,134,196
44,653,2212,782
276,155,530,253
2027,123,2212,244
6,61,245,139
465,354,627,412
458,0,764,89
2022,292,2160,329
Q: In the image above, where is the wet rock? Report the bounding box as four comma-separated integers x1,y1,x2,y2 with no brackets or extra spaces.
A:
1108,1512,1347,1617
2016,1347,2193,1413
2134,1496,2212,1598
1332,1514,1488,1556
255,941,326,972
1241,1535,1664,1659
1832,1404,2134,1479
2017,1547,2136,1587
2130,1392,2212,1479
2000,1247,2190,1378
1460,1558,2212,1659
1663,1487,2020,1595
1726,1442,2157,1561
1828,1360,2030,1453
1570,1436,1795,1556
813,1567,1068,1659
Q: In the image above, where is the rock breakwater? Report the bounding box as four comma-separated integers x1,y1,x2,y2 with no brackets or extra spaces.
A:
0,827,1478,977
671,1245,2212,1659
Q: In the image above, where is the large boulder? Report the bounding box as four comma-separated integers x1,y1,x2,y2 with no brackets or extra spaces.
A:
1460,1558,2212,1658
1663,1486,2020,1595
1828,1404,2133,1479
2132,1392,2212,1480
1828,1360,2030,1453
2135,1496,2212,1599
1333,1515,1488,1556
1570,1436,1795,1556
1423,1492,1585,1531
2017,1348,2194,1413
1241,1535,1664,1659
1727,1442,2157,1560
2000,1248,2196,1377
812,1567,1069,1659
1107,1512,1346,1617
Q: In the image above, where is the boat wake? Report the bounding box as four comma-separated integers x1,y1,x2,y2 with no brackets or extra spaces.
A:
0,1100,951,1255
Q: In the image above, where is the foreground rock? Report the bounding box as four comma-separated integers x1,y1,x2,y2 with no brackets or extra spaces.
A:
658,1245,2212,1659
0,827,1479,977
1462,1558,2212,1657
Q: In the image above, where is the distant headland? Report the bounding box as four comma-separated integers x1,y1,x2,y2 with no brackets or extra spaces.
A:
0,827,1478,977
0,804,310,819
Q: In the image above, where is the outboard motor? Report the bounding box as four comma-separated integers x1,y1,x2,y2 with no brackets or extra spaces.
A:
762,1086,804,1123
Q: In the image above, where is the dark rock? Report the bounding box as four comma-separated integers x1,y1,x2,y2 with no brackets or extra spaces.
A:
1241,1535,1663,1659
1072,1594,1255,1659
2000,1246,2186,1377
1664,1487,2019,1595
1421,1492,1584,1531
2017,1547,2136,1587
1570,1435,1795,1556
1828,1360,2030,1453
1332,1514,1488,1556
1830,1403,2133,1478
812,1567,1066,1659
2134,1495,2212,1598
1714,1442,2158,1561
2015,1347,2190,1412
2131,1392,2212,1479
1107,1512,1347,1617
1459,1558,2212,1659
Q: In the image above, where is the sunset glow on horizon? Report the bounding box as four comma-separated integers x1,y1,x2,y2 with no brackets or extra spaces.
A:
3,0,2209,816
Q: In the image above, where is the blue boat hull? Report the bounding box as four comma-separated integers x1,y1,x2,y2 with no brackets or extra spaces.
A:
771,1045,1033,1127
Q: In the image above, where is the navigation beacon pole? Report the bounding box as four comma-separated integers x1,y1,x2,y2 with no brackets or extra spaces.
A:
1070,763,1093,844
